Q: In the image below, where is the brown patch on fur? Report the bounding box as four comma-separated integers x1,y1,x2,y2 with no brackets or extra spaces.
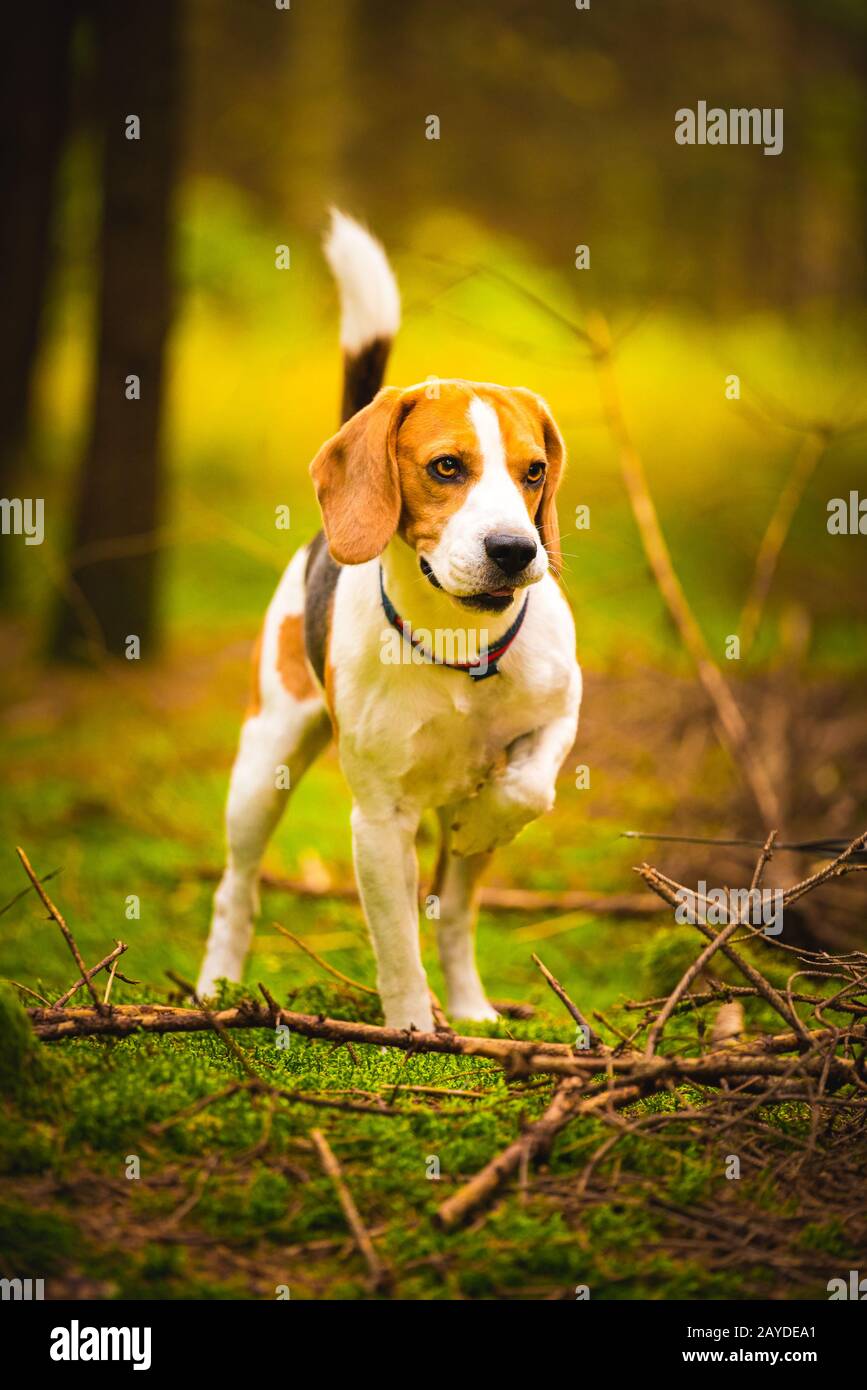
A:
396,385,485,552
245,630,264,718
277,614,318,700
310,388,406,565
310,380,565,573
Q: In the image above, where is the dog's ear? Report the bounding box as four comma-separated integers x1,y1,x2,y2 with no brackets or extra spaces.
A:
515,390,565,575
310,387,408,564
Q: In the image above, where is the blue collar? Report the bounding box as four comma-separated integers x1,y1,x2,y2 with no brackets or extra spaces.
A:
379,566,529,681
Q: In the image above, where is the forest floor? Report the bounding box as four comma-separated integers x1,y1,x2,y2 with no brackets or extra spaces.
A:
2,628,866,1300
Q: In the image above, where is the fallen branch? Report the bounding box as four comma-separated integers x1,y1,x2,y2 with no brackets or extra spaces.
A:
311,1127,388,1290
196,867,663,918
437,1080,643,1228
26,997,578,1066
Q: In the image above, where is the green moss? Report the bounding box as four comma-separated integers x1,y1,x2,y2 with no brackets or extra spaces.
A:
0,984,52,1103
0,1201,76,1276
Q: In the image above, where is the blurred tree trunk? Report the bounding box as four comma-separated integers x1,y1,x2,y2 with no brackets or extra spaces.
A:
0,5,77,576
52,0,179,661
283,0,353,225
346,0,417,235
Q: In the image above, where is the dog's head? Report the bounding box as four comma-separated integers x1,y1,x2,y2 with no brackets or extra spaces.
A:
310,381,564,613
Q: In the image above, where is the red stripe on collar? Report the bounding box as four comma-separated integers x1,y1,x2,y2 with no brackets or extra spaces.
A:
379,567,529,681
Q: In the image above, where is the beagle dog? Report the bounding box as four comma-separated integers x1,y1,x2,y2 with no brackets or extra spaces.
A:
197,211,582,1031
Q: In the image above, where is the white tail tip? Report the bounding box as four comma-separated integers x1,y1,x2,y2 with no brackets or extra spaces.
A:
323,208,401,355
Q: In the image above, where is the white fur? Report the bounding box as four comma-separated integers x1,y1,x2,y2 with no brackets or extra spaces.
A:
328,556,581,1029
323,209,401,354
423,397,548,599
199,536,581,1025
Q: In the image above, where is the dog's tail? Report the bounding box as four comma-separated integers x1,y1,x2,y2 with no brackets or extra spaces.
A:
324,208,401,424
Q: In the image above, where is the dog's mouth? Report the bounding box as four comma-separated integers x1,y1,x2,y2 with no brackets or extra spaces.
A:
419,557,517,613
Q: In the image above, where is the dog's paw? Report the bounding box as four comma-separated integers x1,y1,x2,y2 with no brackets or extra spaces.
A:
381,996,436,1034
449,997,499,1024
449,771,555,858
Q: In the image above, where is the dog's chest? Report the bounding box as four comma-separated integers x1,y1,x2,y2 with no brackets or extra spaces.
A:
339,660,554,808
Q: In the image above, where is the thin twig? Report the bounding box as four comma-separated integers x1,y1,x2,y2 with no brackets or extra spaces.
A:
738,430,829,657
531,953,601,1047
310,1128,388,1290
54,941,129,1008
271,922,377,994
16,846,105,1014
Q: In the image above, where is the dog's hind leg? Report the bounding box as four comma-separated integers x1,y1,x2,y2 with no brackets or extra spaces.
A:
432,811,497,1022
197,551,331,996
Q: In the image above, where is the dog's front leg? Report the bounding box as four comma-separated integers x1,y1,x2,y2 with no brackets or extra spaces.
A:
451,709,579,858
351,804,434,1033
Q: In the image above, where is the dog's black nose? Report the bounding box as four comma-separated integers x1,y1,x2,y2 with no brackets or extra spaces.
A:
484,532,537,577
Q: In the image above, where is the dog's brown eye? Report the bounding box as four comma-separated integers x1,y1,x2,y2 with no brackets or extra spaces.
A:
429,455,462,481
526,460,546,485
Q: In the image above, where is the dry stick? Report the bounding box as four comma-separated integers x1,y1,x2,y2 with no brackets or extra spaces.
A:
640,864,811,1045
593,1008,641,1049
625,986,867,1017
644,832,778,1057
0,868,62,919
2,979,52,1006
435,1031,865,1228
149,1080,248,1135
54,941,129,1008
586,314,779,828
739,430,828,658
271,922,376,993
561,1045,859,1085
103,957,120,1006
750,829,778,894
30,996,577,1058
427,986,454,1034
643,916,746,1057
310,1128,387,1290
201,867,662,918
167,972,259,1078
436,1080,643,1228
29,999,860,1075
16,846,106,1014
436,1078,582,1227
531,953,603,1048
781,829,867,908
